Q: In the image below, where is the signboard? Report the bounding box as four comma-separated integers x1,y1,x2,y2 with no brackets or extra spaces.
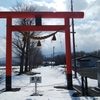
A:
30,76,42,83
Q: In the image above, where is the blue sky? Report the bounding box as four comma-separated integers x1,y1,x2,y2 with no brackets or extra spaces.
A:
0,0,20,8
0,0,100,57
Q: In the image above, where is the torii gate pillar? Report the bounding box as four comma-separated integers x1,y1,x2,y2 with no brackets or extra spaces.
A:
0,11,84,91
65,18,72,89
6,17,12,91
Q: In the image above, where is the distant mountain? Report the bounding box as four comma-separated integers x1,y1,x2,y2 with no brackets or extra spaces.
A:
44,52,65,57
54,52,65,56
0,57,6,65
0,57,20,66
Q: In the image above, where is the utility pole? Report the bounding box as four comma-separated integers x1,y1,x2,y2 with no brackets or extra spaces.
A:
52,46,55,67
71,0,77,78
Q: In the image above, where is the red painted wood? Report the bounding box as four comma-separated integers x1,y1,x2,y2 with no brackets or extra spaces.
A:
11,25,66,31
6,17,12,76
0,12,84,18
64,18,72,74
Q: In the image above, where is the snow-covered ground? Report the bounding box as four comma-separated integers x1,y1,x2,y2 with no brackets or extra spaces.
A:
0,65,100,100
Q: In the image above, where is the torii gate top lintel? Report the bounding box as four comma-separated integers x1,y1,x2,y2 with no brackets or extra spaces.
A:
0,11,84,18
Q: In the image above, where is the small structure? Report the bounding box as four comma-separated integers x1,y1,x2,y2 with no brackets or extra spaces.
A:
97,60,100,87
72,55,100,67
30,76,42,96
42,61,55,66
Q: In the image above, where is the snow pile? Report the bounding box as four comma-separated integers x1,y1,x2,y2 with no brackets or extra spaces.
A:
0,66,100,100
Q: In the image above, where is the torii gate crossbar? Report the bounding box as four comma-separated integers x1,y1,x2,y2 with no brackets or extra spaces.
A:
0,11,84,91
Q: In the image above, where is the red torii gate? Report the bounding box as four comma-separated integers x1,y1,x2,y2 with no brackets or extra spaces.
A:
0,11,84,91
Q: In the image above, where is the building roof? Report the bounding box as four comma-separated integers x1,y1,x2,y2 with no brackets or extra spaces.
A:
76,55,100,60
72,55,100,61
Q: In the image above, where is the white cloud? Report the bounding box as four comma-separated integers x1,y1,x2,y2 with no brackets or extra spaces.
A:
74,0,88,11
23,0,57,11
0,6,9,11
75,19,100,52
0,38,6,58
33,2,56,11
0,0,100,57
70,0,100,53
75,32,100,52
41,32,65,56
52,0,67,11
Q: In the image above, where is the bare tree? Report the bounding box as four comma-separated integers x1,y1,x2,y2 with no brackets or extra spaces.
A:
12,2,43,74
12,32,25,73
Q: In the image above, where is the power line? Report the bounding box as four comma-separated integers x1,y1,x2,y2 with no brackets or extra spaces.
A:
71,0,99,26
85,0,99,14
